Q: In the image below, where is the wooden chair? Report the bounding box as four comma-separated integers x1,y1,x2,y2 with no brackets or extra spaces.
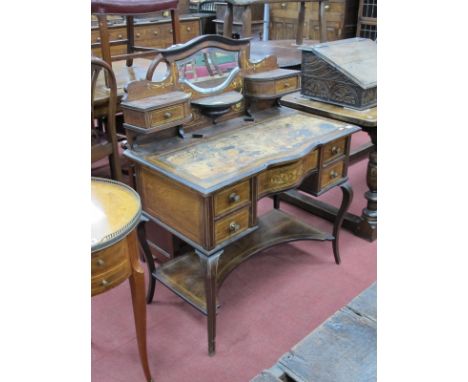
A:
91,0,181,68
91,57,122,181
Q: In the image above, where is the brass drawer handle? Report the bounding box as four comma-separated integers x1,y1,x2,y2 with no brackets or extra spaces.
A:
100,279,110,287
229,222,241,233
329,170,339,179
96,259,105,266
163,111,172,119
186,26,191,32
283,82,290,88
331,146,341,155
228,192,240,203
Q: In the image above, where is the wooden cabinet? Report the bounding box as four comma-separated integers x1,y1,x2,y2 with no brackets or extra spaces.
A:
91,17,201,58
270,0,359,41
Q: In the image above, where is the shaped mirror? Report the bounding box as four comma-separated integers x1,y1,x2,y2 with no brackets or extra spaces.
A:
176,48,240,94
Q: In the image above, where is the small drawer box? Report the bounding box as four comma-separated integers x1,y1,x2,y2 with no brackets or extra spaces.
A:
320,160,345,190
214,180,251,217
244,69,301,100
121,91,192,134
323,137,347,163
214,207,250,245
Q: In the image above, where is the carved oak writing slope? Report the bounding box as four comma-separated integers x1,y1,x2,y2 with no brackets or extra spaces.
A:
121,35,360,355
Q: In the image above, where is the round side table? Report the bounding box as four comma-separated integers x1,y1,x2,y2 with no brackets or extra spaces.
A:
91,177,153,382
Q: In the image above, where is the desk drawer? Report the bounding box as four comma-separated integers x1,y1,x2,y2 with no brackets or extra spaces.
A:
320,160,345,189
91,239,128,277
149,104,185,128
180,21,199,42
91,260,131,296
258,150,318,196
214,180,250,217
275,76,299,94
323,138,346,163
214,207,250,245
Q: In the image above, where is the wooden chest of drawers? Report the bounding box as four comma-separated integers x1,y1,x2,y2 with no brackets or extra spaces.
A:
91,17,201,58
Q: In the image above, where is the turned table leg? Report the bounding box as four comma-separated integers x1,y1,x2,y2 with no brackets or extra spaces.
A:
197,250,222,356
355,129,377,241
128,230,154,382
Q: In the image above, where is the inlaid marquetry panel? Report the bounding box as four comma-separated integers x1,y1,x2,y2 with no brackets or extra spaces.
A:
258,150,319,197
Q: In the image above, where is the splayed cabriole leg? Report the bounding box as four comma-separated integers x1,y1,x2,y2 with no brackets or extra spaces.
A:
196,250,222,356
137,218,157,304
332,182,354,265
128,230,154,382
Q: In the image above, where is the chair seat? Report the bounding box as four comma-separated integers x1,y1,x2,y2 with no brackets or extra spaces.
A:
91,0,179,15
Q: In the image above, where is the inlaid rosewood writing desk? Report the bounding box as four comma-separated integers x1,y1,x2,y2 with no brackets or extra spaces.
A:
120,35,360,355
280,92,377,241
126,109,359,354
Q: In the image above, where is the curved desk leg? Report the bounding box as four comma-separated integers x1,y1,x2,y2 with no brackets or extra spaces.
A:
128,230,154,382
332,182,354,265
137,220,157,304
197,250,222,356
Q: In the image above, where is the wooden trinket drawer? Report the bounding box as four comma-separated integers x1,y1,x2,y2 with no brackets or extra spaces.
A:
121,90,192,134
244,69,300,100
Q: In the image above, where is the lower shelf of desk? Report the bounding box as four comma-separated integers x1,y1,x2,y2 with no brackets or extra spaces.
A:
154,209,333,314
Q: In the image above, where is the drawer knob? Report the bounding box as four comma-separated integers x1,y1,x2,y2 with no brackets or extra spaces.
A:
331,146,341,155
169,29,173,34
153,31,158,36
163,112,172,119
117,34,123,39
330,170,339,179
96,37,101,42
136,33,141,37
228,192,240,203
229,222,241,233
100,279,110,287
281,3,287,8
283,82,290,88
186,26,191,32
325,4,330,10
96,259,105,266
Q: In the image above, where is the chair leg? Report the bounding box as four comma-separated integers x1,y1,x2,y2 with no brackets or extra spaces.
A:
126,16,135,67
171,9,181,44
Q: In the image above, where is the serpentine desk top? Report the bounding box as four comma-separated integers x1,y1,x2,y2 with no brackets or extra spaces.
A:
126,111,358,194
91,178,141,252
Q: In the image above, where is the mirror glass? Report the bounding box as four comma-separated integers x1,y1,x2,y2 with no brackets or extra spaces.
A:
176,48,239,94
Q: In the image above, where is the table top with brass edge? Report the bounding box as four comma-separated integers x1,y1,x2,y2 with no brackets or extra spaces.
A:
125,109,359,195
281,91,377,128
91,177,141,252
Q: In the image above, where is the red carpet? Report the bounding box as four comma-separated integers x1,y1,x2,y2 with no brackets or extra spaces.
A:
92,131,376,382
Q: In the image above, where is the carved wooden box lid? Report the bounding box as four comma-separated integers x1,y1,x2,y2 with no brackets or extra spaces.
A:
300,38,376,110
301,38,376,89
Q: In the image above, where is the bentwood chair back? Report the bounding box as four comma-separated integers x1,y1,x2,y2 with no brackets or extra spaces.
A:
91,57,122,181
